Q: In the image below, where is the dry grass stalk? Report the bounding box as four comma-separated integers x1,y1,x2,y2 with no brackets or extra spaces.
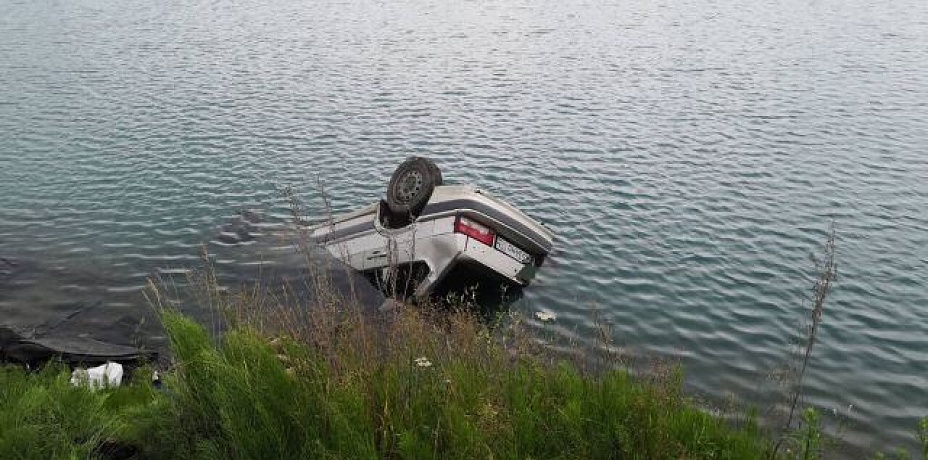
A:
771,225,838,458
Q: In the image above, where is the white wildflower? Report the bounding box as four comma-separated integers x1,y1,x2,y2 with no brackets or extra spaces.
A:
414,357,433,368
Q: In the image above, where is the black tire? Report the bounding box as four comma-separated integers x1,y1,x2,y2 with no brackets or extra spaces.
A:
386,156,443,218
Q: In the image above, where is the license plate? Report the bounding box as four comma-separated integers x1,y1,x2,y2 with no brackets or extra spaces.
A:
495,237,532,264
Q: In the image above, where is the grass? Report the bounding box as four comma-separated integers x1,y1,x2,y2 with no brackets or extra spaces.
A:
1,230,924,459
0,361,167,459
2,293,927,459
1,282,774,460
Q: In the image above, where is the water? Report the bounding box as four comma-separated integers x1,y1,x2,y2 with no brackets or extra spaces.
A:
2,0,927,452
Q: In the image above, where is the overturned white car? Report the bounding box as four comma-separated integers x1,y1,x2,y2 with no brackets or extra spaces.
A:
310,157,554,299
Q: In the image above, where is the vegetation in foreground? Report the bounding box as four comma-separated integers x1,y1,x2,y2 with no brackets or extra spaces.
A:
1,226,926,460
1,231,925,459
0,287,778,460
2,292,927,459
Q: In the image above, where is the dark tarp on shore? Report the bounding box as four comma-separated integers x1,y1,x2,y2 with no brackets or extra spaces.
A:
0,217,385,367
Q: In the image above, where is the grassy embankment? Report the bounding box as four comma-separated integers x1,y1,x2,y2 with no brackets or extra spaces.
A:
1,252,925,459
0,269,778,460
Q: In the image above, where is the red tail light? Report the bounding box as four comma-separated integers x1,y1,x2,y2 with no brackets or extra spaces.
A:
454,216,495,246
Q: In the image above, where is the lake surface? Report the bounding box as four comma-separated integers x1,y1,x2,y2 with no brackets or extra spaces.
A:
2,0,926,453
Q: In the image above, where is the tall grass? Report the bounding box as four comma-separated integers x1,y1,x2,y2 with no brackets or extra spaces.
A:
3,289,928,458
1,287,772,459
3,225,926,458
770,226,838,459
0,361,167,459
163,303,774,459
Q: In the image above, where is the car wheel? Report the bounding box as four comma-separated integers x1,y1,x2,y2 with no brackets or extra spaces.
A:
386,156,442,219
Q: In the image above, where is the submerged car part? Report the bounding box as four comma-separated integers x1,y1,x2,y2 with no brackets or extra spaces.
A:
310,159,554,299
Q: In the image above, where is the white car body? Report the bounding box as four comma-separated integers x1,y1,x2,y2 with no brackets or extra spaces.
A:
310,185,554,298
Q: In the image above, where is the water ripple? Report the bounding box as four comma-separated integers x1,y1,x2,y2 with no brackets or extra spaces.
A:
2,0,928,454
